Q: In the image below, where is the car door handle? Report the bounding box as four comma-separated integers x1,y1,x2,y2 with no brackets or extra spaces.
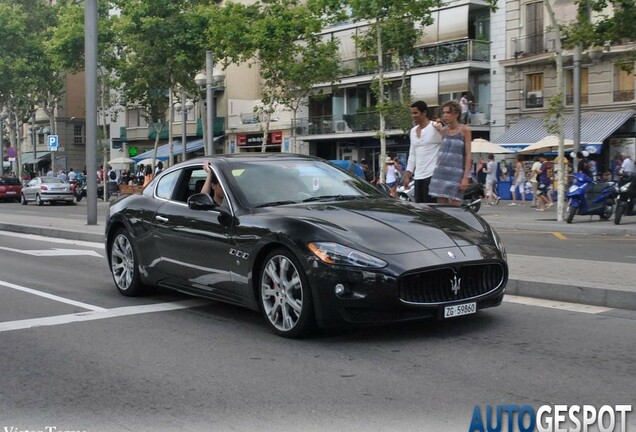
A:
155,215,169,223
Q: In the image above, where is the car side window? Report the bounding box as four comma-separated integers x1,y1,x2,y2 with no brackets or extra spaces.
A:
156,170,180,200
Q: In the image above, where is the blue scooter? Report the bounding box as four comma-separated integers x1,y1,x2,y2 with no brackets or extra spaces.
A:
565,173,616,223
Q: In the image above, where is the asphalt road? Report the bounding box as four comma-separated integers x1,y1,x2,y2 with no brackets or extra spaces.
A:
0,231,635,431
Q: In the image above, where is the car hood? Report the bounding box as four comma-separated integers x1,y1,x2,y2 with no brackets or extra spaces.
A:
265,199,492,254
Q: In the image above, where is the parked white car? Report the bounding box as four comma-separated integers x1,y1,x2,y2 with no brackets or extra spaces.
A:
21,176,75,206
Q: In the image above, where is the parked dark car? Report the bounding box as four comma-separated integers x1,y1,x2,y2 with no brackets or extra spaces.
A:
0,177,22,202
105,154,508,338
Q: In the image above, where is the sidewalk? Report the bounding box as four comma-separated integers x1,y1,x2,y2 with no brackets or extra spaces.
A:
1,198,635,311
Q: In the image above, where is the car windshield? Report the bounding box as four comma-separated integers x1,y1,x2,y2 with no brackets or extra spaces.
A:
221,159,380,208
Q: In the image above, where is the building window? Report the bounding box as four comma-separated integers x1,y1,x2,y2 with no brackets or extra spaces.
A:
126,108,149,128
613,65,634,102
525,73,544,108
74,124,84,144
525,2,544,55
566,68,589,105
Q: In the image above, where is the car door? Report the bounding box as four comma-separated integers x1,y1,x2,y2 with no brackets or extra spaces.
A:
25,178,39,201
150,166,245,304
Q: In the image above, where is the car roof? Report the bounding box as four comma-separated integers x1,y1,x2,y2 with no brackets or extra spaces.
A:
185,153,322,165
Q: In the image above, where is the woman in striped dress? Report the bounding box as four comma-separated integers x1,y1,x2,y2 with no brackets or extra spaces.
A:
429,100,472,206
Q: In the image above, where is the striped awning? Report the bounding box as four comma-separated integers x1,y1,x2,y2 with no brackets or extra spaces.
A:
21,151,52,164
493,111,634,148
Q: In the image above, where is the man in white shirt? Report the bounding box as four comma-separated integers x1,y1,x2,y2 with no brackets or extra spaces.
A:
620,152,635,175
402,101,442,203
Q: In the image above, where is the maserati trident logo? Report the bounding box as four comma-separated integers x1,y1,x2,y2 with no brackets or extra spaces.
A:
450,271,461,296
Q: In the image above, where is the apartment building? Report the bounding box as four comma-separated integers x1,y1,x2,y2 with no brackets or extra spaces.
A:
493,0,636,172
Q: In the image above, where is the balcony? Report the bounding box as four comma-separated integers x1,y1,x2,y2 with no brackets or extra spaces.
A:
511,31,559,58
338,39,490,78
525,94,544,109
565,94,589,105
295,112,405,136
613,90,634,102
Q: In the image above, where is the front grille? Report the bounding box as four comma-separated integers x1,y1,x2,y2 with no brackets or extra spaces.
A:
398,263,505,304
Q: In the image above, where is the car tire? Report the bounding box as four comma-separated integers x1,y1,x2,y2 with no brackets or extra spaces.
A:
109,229,148,296
259,248,315,338
36,194,43,206
21,194,28,205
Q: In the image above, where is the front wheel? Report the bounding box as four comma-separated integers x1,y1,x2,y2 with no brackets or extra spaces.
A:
614,204,625,225
566,205,576,224
36,194,43,206
109,229,147,296
259,249,314,338
21,194,28,205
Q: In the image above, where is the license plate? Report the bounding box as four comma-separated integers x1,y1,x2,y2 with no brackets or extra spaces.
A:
6,191,16,194
444,302,476,318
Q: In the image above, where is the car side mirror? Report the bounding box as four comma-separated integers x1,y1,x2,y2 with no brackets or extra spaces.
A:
187,193,216,211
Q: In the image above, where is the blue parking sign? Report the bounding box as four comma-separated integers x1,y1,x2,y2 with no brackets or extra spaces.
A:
48,135,59,151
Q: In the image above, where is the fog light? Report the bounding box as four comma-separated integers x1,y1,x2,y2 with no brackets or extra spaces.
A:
335,284,346,295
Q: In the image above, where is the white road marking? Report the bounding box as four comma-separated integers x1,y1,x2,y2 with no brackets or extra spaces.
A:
0,245,102,257
504,294,611,314
0,280,107,312
0,230,103,249
0,299,210,332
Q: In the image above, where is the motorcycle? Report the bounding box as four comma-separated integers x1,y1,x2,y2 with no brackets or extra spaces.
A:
614,173,636,225
565,173,616,223
73,181,107,202
397,181,484,213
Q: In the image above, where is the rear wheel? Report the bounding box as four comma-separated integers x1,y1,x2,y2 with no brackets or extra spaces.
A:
600,200,614,220
259,248,314,338
109,229,147,296
465,194,482,213
566,205,576,224
614,204,625,225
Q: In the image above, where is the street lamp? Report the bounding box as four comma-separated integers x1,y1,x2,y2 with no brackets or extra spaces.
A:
194,51,225,156
173,94,194,162
0,109,8,177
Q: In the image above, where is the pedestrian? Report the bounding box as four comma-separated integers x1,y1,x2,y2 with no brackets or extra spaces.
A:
67,168,77,182
577,151,592,177
402,100,442,203
429,100,472,206
535,154,553,211
510,155,526,206
383,156,398,198
619,152,635,175
530,156,542,207
460,93,471,124
142,165,153,188
154,161,163,177
482,153,500,205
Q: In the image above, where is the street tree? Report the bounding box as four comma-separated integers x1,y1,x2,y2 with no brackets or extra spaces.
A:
315,0,444,174
110,0,213,167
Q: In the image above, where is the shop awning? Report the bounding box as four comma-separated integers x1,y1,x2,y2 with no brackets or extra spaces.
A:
131,137,223,163
21,151,52,164
493,111,634,152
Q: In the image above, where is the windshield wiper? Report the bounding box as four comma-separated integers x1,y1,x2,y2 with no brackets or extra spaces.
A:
302,195,365,202
254,200,297,208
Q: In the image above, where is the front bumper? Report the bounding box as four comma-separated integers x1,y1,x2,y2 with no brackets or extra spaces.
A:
308,257,508,328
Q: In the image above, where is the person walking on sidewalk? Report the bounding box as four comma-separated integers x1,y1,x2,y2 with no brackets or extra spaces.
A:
535,155,553,211
483,153,500,205
530,157,541,207
402,100,442,203
510,154,526,206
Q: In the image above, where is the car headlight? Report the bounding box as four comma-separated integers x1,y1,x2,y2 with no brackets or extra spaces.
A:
568,185,578,193
491,229,507,260
307,242,387,268
620,182,631,193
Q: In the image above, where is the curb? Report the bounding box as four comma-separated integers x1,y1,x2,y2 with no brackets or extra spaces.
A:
0,223,104,244
506,279,636,311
